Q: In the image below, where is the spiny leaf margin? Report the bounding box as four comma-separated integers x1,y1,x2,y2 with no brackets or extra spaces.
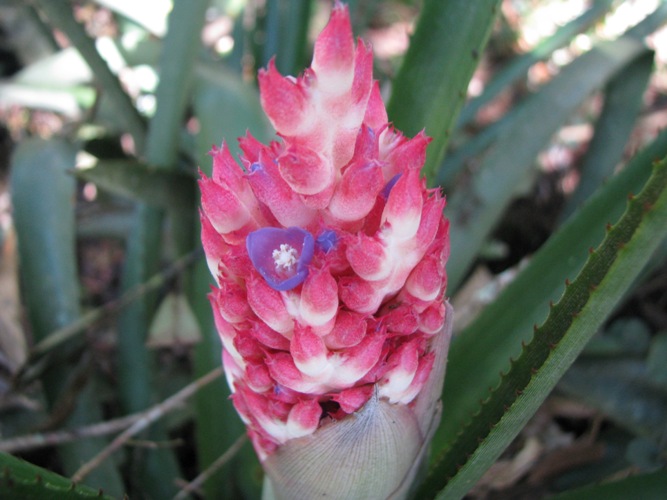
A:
0,452,114,498
417,156,667,499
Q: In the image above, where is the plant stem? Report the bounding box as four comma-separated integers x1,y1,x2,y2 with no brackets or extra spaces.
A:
172,434,247,500
70,367,223,484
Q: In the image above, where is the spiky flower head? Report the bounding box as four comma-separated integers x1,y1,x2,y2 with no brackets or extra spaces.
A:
200,2,451,497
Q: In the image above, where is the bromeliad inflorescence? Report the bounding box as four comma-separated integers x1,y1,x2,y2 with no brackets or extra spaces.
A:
200,2,452,498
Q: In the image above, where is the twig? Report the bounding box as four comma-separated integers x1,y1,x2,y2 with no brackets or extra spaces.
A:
173,434,247,500
0,413,140,453
70,367,223,483
1,366,222,455
30,248,202,358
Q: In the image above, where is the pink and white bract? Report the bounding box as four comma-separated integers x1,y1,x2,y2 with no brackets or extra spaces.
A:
200,2,451,497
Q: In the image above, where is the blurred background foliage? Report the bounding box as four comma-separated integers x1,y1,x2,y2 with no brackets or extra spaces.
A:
0,0,666,498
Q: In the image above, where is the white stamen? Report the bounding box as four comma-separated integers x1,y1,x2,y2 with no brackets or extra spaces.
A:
273,244,298,270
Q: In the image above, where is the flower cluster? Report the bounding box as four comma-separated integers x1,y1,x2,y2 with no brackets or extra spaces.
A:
200,2,449,463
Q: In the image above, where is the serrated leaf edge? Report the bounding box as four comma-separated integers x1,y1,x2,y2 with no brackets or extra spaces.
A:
419,157,667,498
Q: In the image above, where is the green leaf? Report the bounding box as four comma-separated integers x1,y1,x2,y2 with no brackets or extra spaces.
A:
0,452,114,499
420,154,667,499
560,358,667,443
33,0,146,150
446,28,655,290
387,0,501,184
583,317,651,357
431,129,667,475
13,47,91,85
260,0,312,76
561,50,655,221
438,106,515,188
0,2,58,65
145,0,210,170
113,1,210,496
10,138,124,496
0,47,97,114
11,139,80,342
194,61,270,170
439,0,617,189
0,82,95,116
456,0,615,129
550,469,667,500
647,333,667,386
74,160,195,209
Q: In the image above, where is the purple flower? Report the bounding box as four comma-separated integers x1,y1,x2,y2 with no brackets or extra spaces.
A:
246,227,314,291
316,229,338,253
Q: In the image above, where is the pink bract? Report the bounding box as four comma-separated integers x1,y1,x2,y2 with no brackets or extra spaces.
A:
200,1,450,461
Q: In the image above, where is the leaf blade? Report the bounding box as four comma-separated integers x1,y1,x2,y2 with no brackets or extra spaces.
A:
421,154,667,499
387,0,501,184
432,128,667,470
10,138,124,495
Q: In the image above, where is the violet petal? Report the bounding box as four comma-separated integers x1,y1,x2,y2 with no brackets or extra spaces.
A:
316,229,338,253
246,227,314,291
381,173,402,199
